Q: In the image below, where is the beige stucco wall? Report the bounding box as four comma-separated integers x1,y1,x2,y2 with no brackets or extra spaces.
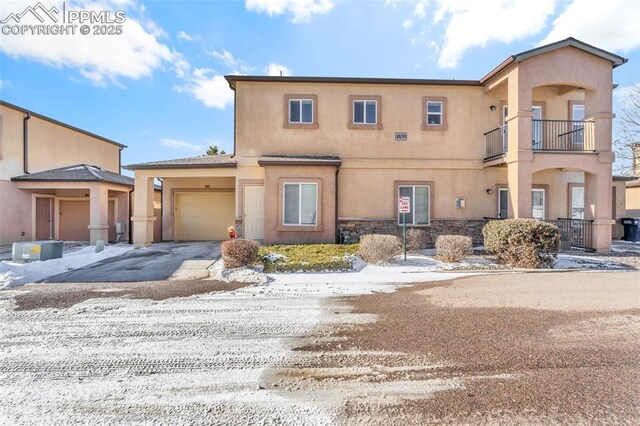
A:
627,186,640,217
263,165,336,244
0,104,121,180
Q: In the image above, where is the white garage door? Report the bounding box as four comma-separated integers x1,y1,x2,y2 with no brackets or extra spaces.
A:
175,192,235,241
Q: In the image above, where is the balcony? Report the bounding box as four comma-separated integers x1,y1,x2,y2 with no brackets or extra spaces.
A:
484,119,596,161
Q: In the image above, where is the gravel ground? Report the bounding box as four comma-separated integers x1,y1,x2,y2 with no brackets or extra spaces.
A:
297,272,640,424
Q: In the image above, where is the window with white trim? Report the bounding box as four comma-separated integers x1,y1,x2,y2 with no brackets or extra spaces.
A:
398,185,430,225
283,183,317,226
426,101,443,126
571,186,585,219
532,188,546,220
353,100,377,125
289,99,314,124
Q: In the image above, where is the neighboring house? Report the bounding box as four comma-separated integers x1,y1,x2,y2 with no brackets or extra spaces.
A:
127,38,627,252
626,145,640,218
0,101,134,246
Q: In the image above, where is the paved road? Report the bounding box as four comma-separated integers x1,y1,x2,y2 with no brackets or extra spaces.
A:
43,242,220,282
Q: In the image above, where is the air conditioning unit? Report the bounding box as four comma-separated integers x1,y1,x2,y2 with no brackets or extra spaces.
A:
12,241,63,263
116,222,125,234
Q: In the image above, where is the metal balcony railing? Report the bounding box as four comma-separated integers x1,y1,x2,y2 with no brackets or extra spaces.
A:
532,120,595,152
485,120,596,160
484,125,507,160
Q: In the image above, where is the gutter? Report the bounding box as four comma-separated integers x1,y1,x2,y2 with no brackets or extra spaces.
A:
23,113,31,174
158,178,163,242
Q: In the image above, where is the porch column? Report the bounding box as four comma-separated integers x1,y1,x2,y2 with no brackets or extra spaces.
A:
585,166,614,253
506,160,533,218
88,184,109,245
132,175,155,248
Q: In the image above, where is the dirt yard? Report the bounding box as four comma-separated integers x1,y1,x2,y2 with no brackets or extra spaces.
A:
0,271,638,424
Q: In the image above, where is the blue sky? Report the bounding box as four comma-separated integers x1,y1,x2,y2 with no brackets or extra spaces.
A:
1,0,639,173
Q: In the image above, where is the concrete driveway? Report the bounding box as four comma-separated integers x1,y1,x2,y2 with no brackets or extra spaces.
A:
43,242,220,283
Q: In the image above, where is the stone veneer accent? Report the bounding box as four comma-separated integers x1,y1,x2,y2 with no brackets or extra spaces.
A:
338,219,487,246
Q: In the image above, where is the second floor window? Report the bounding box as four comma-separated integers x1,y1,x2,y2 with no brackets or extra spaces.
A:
426,101,443,126
353,100,377,125
289,99,314,124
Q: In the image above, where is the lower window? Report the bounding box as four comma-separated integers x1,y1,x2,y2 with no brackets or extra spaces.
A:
283,183,317,226
398,185,430,225
571,186,585,219
532,188,545,220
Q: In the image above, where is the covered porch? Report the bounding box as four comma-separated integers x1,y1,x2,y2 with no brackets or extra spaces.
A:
11,165,133,244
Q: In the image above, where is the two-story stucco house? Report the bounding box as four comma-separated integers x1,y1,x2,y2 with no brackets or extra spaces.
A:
127,38,627,253
0,101,135,246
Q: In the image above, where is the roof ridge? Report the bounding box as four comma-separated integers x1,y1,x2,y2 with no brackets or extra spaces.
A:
84,165,104,181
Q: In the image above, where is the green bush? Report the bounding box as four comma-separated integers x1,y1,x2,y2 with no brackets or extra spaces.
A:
259,244,359,273
359,234,402,264
435,235,473,263
483,219,560,268
221,239,260,268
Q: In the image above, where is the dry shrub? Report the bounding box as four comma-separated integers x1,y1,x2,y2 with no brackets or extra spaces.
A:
359,234,401,264
483,219,560,268
407,228,429,251
435,235,473,263
221,239,260,268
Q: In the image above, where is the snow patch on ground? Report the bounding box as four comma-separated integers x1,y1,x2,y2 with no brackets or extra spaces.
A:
208,259,270,284
553,254,630,270
0,244,134,289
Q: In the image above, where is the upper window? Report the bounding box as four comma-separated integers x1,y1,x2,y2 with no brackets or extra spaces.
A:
426,101,443,125
397,185,430,226
348,95,382,129
283,182,317,226
353,100,377,124
289,99,313,124
422,97,447,130
284,95,318,129
571,185,585,219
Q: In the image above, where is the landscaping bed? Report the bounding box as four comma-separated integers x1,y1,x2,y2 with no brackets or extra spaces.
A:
259,244,359,273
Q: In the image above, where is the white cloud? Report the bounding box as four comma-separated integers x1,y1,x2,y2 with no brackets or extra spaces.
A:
175,68,234,109
177,30,196,41
0,0,174,86
264,62,292,76
245,0,334,23
434,0,557,68
160,138,204,152
539,0,640,52
413,2,426,19
209,49,238,68
402,19,413,29
0,80,6,89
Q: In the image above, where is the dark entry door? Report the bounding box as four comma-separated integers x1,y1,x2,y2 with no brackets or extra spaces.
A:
498,188,508,219
35,197,53,240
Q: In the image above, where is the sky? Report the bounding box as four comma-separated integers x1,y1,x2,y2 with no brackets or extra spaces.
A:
1,0,639,174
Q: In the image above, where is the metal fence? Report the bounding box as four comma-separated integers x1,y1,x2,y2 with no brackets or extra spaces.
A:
546,218,595,252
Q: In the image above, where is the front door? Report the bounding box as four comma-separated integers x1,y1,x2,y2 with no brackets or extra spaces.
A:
498,188,508,219
244,185,264,240
35,197,53,240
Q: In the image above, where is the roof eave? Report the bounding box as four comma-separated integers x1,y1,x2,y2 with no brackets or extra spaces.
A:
123,162,238,171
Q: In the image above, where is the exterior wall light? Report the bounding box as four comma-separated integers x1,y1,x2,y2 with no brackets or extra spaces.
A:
486,188,493,194
489,105,497,111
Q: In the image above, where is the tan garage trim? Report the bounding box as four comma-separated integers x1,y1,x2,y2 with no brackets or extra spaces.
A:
173,189,235,241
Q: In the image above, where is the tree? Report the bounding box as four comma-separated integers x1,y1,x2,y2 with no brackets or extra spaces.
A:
614,84,640,176
206,145,226,156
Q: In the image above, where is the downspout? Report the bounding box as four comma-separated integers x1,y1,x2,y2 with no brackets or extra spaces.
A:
128,188,134,244
335,165,340,244
118,147,123,174
158,178,163,242
23,113,31,174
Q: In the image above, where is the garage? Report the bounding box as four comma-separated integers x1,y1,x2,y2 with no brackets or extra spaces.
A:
174,191,235,241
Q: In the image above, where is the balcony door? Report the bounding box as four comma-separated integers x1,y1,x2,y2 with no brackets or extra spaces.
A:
571,102,585,148
502,105,509,152
532,106,543,150
498,188,508,219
